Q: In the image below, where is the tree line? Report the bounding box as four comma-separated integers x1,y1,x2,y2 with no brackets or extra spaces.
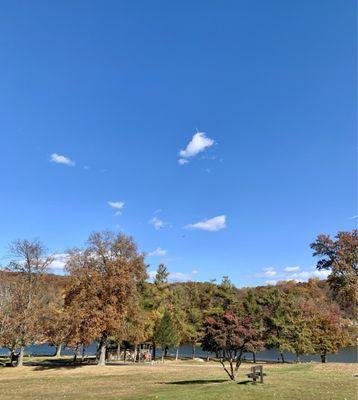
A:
0,229,356,380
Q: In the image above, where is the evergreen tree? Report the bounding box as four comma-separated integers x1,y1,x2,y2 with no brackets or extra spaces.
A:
154,311,180,362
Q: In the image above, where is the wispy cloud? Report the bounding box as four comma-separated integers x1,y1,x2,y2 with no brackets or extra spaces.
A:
50,153,75,166
178,132,214,165
186,215,226,232
148,247,167,257
108,201,125,216
169,270,198,282
284,266,300,272
257,265,329,284
178,158,189,165
256,267,277,278
149,216,168,230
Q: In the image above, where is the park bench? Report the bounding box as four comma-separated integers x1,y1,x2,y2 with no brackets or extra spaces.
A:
247,365,265,384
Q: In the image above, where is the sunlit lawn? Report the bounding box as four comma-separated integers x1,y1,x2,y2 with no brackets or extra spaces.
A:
0,358,356,400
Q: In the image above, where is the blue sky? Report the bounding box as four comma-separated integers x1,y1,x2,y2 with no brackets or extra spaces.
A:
0,1,356,286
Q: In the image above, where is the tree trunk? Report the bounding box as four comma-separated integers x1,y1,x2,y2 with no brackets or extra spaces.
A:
10,349,16,366
152,345,156,361
117,343,121,361
161,348,165,363
17,346,25,367
55,344,62,358
321,352,326,363
296,352,300,363
98,342,106,366
252,352,256,363
73,344,78,364
133,346,137,363
164,346,168,357
192,343,196,359
81,345,85,363
220,359,236,381
280,351,285,363
175,348,179,361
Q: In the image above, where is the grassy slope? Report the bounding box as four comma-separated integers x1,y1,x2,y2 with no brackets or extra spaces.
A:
0,359,356,400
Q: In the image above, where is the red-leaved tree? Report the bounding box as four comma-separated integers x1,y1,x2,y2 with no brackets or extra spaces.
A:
202,311,263,381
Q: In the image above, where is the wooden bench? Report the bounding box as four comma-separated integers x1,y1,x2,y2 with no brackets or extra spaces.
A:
247,365,264,384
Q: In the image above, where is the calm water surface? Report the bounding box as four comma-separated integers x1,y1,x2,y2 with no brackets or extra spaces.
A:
0,343,356,363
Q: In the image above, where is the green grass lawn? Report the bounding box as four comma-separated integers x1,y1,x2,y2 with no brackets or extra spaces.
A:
0,358,356,400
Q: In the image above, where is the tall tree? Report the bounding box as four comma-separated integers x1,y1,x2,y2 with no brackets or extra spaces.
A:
258,287,296,363
40,303,69,358
154,310,180,362
64,231,147,366
4,239,52,366
242,289,265,362
144,264,170,360
311,230,358,313
283,301,314,362
307,303,348,363
202,311,263,381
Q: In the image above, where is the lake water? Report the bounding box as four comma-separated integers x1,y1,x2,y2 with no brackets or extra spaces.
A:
0,343,356,363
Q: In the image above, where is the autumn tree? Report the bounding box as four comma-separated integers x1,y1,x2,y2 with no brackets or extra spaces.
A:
0,271,18,362
202,311,263,381
4,239,52,366
311,230,358,313
64,231,147,366
242,289,265,362
306,302,348,363
40,303,69,358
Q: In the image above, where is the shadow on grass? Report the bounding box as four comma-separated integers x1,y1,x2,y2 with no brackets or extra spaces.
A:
237,380,253,385
26,359,96,371
162,379,227,385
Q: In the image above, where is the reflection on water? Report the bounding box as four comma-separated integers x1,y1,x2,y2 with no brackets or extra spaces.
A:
0,343,356,363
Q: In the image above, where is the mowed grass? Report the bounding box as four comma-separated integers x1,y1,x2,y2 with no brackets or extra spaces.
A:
0,359,357,400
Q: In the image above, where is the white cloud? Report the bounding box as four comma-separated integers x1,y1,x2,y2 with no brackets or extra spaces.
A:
48,253,68,271
186,215,226,232
265,280,277,286
284,266,300,273
148,247,167,257
169,270,198,282
108,201,125,216
149,216,168,230
50,153,75,166
290,269,330,282
178,132,214,164
256,267,277,278
256,264,330,284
